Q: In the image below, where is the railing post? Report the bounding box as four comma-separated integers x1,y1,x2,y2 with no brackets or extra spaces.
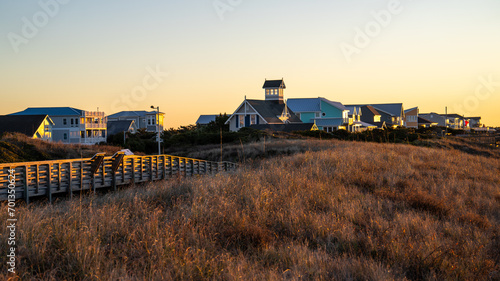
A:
47,164,52,203
35,164,39,195
24,165,29,204
68,162,73,199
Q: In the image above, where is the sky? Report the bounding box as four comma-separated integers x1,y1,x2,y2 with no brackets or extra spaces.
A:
1,0,499,128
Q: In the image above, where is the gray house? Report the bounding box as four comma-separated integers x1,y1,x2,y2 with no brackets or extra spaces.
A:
10,107,106,144
107,111,164,133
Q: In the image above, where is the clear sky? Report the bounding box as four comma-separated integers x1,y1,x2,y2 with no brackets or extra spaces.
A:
1,0,499,128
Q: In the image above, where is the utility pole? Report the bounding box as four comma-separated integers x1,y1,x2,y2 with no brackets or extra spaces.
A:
151,105,161,155
445,106,448,137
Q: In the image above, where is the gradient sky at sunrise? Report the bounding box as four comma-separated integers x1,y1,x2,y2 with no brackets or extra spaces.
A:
1,0,499,128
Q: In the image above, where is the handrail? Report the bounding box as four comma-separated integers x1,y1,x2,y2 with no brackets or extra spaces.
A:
0,153,237,203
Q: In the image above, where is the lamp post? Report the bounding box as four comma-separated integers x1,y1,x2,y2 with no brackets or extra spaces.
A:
151,105,161,155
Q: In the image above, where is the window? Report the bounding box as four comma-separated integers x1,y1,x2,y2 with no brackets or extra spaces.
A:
71,119,74,125
75,118,79,125
315,112,320,118
63,133,67,140
250,115,256,125
239,115,245,128
322,112,326,117
63,119,67,125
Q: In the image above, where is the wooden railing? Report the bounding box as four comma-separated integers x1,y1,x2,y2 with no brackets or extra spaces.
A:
0,153,237,203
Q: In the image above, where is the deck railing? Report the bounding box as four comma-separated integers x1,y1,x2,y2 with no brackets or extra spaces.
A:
0,153,237,203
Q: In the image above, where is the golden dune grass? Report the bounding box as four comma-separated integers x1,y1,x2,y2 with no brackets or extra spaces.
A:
1,139,499,280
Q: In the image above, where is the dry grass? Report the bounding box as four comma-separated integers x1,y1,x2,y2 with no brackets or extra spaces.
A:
0,133,124,163
1,139,499,280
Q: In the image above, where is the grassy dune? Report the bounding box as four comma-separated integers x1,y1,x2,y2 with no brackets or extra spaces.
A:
0,133,123,163
1,140,499,280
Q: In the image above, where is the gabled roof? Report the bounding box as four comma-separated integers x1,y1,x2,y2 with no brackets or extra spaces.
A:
404,107,418,114
196,115,218,125
107,111,163,118
10,107,83,116
418,117,437,125
246,100,301,124
263,79,286,89
445,113,465,119
0,115,53,137
287,97,347,113
361,105,381,116
107,120,136,136
347,103,403,117
345,106,360,116
371,103,403,117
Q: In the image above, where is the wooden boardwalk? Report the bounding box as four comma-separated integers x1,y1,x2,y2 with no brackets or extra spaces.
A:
0,152,237,203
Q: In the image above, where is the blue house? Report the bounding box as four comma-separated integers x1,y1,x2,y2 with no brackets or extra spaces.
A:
10,107,106,144
287,98,349,132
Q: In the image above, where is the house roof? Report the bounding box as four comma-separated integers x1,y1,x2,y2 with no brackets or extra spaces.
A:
263,79,286,89
345,106,360,116
107,120,135,136
246,100,301,124
371,103,403,117
445,113,465,119
312,118,345,127
10,107,83,116
418,117,437,125
361,105,381,116
107,111,163,118
196,115,218,125
404,107,418,114
0,115,53,137
287,97,347,113
347,103,403,117
250,123,316,132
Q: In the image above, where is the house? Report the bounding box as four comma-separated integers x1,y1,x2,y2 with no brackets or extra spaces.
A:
10,107,106,144
107,120,137,136
466,117,481,128
0,115,54,141
419,112,467,129
419,113,445,127
347,103,405,127
445,113,466,129
287,98,349,132
404,107,419,128
225,79,302,131
356,105,390,129
107,111,164,132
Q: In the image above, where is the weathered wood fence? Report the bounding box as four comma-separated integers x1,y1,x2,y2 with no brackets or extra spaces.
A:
457,134,500,147
0,152,237,203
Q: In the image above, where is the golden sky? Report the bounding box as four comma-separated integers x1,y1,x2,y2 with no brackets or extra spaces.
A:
1,0,499,128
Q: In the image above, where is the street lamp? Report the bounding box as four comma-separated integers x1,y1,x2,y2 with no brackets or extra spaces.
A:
151,105,161,155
